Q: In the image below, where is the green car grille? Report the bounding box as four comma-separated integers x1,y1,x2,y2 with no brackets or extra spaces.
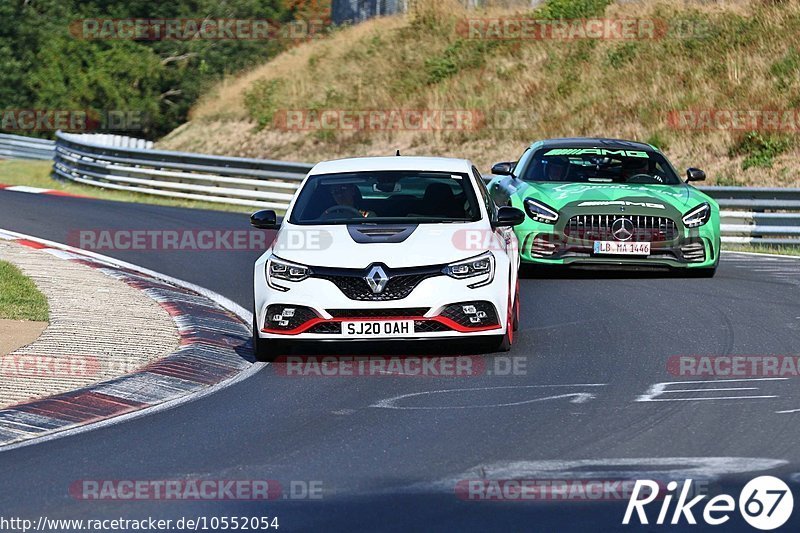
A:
563,214,679,242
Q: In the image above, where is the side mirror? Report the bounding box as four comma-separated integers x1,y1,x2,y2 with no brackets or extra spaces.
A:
686,168,706,182
250,210,279,229
491,161,516,176
494,206,525,227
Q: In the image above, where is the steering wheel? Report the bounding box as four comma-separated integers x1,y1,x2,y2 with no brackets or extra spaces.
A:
320,205,363,219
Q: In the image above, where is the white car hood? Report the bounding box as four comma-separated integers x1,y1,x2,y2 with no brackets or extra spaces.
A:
271,222,489,268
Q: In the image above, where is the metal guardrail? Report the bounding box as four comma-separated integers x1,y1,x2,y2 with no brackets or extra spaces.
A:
0,133,55,160
52,131,312,210
1,132,799,244
697,187,800,246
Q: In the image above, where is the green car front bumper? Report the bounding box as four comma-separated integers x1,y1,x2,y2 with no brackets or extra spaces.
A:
511,205,720,270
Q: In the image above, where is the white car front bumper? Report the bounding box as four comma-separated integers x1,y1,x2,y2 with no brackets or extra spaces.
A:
254,260,511,342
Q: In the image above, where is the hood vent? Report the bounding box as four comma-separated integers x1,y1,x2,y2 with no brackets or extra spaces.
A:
347,224,417,243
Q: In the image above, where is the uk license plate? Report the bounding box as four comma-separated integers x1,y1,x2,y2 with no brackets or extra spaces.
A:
341,320,415,338
593,241,651,255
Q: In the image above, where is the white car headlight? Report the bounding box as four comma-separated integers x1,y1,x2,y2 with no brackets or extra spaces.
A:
266,255,310,291
682,202,711,228
443,252,495,288
524,198,559,224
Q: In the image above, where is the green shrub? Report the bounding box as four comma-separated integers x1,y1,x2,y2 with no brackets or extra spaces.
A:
770,48,800,91
607,42,639,69
729,131,792,170
244,79,284,130
537,0,612,19
425,39,500,84
715,173,743,186
646,132,670,151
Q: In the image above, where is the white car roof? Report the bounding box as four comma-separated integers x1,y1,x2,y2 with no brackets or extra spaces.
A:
307,156,474,176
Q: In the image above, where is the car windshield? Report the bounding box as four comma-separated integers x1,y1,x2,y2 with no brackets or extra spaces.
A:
288,170,481,225
520,148,682,185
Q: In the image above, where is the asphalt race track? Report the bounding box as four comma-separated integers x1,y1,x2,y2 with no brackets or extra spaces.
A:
2,189,800,531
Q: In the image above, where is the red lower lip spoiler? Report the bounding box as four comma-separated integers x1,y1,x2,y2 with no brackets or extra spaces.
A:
262,315,500,336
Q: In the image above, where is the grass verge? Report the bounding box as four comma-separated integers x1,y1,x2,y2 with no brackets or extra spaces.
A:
724,244,800,257
0,261,49,321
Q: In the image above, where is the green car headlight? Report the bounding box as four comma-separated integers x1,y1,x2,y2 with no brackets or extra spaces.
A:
524,198,559,224
682,202,711,228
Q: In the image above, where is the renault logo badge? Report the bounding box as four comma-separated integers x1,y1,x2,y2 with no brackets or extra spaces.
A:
365,265,389,294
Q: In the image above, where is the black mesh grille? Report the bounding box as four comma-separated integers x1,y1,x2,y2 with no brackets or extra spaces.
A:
307,322,342,334
313,264,443,301
315,274,431,301
327,308,429,318
565,215,678,242
414,320,450,333
440,301,499,328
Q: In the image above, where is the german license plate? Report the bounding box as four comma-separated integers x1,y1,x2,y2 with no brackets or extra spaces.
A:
341,320,415,338
593,241,651,255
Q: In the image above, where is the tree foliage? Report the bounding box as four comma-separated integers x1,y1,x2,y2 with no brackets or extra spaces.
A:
0,0,303,138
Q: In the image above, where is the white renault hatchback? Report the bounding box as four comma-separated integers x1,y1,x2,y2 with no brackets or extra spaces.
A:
251,156,525,360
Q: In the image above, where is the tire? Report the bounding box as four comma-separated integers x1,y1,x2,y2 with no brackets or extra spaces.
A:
512,280,520,332
519,263,560,279
490,333,512,353
252,313,288,362
688,267,717,278
490,290,515,352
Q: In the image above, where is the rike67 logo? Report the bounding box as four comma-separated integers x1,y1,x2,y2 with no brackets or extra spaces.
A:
623,476,793,530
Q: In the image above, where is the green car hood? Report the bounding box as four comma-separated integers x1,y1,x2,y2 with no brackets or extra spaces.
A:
513,181,716,214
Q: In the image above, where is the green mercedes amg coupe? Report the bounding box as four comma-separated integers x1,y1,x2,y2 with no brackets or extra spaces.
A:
487,138,720,276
